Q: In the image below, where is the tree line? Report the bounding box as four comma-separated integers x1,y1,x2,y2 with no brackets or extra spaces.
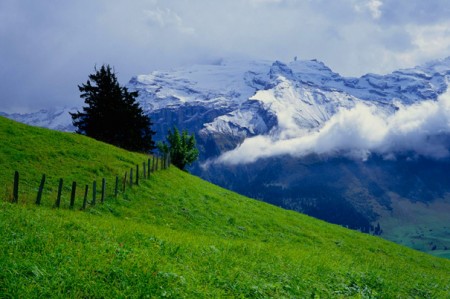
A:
71,65,198,170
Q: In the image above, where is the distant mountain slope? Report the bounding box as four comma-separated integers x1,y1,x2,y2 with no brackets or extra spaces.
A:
1,116,450,298
129,57,450,145
0,106,76,132
8,57,450,141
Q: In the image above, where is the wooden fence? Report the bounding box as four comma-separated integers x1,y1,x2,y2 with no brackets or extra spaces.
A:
8,154,171,210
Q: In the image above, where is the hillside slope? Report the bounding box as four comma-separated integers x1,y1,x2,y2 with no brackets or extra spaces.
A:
1,116,449,298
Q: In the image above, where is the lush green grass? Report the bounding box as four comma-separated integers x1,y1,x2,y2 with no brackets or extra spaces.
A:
1,116,450,298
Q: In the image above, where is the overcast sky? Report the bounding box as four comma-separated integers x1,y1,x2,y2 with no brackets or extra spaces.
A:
1,0,450,113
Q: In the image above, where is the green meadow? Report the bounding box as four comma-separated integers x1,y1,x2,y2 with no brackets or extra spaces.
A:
1,116,449,298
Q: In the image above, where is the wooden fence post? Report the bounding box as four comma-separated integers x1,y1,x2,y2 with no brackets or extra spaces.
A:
129,168,133,188
115,176,119,197
55,178,63,208
70,181,76,209
12,171,19,203
123,171,127,193
147,158,151,177
136,164,139,186
82,185,89,210
92,181,96,205
152,156,156,172
143,162,146,179
36,174,46,205
101,178,106,203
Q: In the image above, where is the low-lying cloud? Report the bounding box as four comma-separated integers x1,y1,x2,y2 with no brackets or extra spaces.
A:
217,90,450,165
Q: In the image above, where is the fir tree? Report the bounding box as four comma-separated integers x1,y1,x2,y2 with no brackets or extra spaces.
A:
71,65,155,152
158,127,199,171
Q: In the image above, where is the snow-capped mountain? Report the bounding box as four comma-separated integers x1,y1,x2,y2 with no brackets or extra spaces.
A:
5,57,450,147
124,57,450,161
0,107,77,132
135,57,449,133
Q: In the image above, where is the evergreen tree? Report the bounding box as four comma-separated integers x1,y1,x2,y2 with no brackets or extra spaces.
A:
158,127,199,171
71,65,155,152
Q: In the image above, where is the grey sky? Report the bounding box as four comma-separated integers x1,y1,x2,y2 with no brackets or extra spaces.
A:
1,0,450,113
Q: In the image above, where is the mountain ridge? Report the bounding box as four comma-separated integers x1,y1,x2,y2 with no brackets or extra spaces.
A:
5,56,450,137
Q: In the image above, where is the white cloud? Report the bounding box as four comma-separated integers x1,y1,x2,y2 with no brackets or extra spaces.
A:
374,22,450,70
367,0,383,19
217,90,450,165
144,8,195,35
408,23,450,57
352,0,383,19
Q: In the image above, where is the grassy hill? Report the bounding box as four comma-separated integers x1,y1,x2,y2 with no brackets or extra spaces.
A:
1,115,449,298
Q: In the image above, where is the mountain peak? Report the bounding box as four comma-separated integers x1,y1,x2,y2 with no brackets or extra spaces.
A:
268,60,294,80
417,56,450,75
